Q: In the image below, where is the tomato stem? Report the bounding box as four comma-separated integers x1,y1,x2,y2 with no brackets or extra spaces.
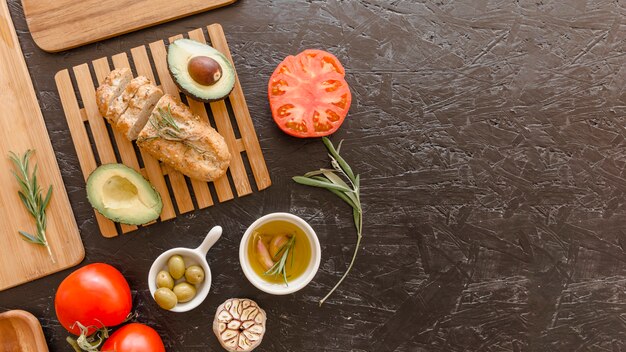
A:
67,321,109,352
66,337,82,352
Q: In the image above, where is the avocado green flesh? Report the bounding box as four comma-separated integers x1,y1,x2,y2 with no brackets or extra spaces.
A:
167,38,235,102
87,164,162,225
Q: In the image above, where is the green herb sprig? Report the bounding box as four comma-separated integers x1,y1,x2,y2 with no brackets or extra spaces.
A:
150,105,181,138
144,105,208,155
9,150,55,263
264,235,296,286
293,137,362,306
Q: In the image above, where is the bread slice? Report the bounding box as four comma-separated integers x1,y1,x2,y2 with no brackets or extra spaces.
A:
95,68,132,117
105,76,150,124
116,83,163,140
137,94,231,181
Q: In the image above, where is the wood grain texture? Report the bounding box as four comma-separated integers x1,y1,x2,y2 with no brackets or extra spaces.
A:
127,46,177,221
19,0,237,52
55,24,271,237
0,310,48,352
148,36,204,212
0,0,83,291
55,69,118,237
207,24,272,192
7,0,626,351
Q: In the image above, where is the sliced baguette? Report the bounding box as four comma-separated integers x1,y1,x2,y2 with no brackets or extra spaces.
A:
116,84,164,140
137,94,231,181
95,68,132,117
105,76,150,124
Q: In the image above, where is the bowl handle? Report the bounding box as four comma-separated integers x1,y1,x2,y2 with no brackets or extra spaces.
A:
196,226,222,256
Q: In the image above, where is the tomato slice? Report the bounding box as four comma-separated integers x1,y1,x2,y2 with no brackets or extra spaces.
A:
268,49,352,138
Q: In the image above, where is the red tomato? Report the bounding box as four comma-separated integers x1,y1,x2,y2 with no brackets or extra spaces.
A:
55,263,132,335
268,49,352,138
101,323,165,352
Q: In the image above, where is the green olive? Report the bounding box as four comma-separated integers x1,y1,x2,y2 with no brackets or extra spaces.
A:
156,270,174,290
185,265,205,284
173,282,197,303
167,255,186,280
154,288,178,310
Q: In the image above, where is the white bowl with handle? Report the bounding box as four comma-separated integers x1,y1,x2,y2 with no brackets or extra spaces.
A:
148,225,222,312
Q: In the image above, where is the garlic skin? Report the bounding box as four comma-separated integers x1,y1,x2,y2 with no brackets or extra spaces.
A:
213,298,267,352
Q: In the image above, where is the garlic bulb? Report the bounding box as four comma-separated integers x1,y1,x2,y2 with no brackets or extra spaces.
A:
213,298,266,351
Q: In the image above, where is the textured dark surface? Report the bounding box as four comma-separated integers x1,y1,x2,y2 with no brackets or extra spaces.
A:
1,0,626,351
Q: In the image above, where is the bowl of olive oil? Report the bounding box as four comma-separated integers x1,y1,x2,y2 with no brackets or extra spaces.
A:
239,213,321,295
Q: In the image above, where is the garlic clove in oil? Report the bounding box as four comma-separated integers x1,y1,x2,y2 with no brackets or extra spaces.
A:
254,236,275,270
269,234,289,258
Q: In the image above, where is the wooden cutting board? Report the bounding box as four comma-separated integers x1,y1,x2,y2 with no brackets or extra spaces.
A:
55,24,271,238
20,0,237,52
0,310,49,352
0,0,83,291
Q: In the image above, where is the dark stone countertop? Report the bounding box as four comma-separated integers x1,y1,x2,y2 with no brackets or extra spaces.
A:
2,0,626,351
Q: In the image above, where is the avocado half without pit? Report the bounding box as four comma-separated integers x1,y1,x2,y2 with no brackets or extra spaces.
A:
86,164,163,225
167,39,236,103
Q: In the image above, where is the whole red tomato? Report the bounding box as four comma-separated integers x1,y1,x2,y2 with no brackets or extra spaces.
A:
101,323,165,352
55,263,132,335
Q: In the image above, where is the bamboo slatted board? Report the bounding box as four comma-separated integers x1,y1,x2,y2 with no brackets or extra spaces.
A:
55,24,271,238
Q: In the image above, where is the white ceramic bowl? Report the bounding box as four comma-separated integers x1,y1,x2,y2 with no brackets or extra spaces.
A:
148,226,222,312
239,213,321,295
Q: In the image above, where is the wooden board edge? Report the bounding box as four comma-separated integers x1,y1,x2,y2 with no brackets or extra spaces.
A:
0,310,49,351
1,4,86,270
0,246,84,292
22,0,239,52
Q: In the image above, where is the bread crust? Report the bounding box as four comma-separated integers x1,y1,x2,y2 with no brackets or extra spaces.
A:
105,76,151,123
96,71,232,182
116,84,164,140
95,68,132,117
137,94,231,181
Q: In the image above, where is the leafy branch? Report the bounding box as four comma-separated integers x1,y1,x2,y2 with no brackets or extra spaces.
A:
9,150,55,263
293,137,362,306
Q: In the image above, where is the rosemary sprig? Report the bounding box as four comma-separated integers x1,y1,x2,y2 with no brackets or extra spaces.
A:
293,137,362,306
9,150,55,263
264,235,296,286
144,105,209,155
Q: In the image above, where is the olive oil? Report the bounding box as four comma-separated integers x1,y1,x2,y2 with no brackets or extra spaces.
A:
247,220,312,285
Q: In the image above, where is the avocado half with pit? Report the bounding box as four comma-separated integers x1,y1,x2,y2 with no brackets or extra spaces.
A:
167,39,236,102
86,164,162,225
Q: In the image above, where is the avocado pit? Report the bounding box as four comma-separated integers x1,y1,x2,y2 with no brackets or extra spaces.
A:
188,56,222,86
167,38,236,102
